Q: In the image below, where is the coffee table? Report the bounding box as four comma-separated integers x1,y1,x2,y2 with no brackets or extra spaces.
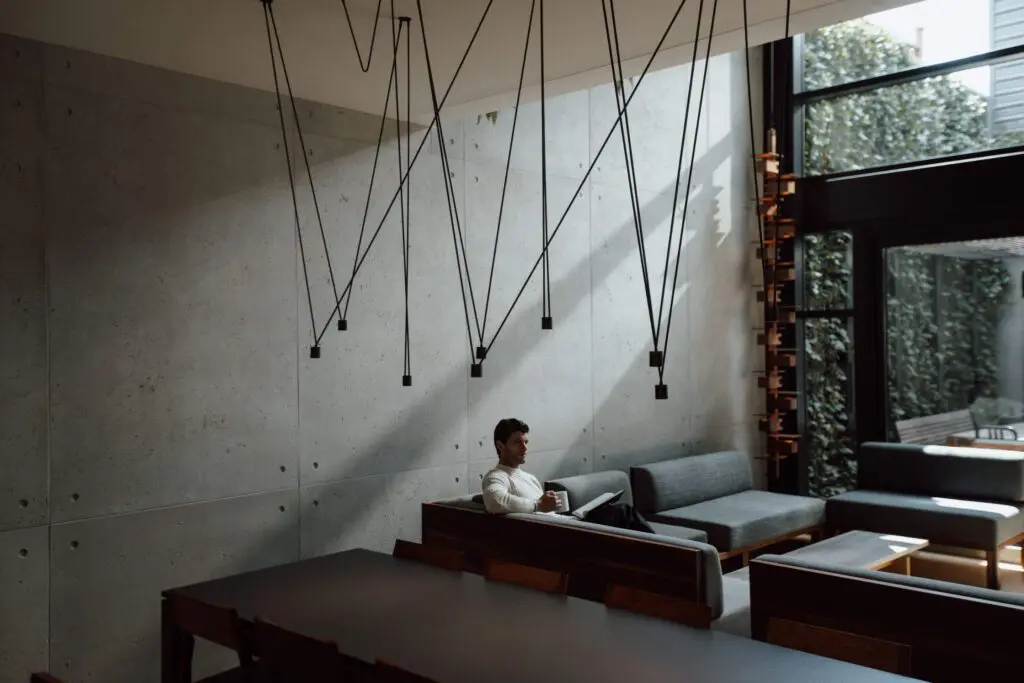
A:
727,531,929,582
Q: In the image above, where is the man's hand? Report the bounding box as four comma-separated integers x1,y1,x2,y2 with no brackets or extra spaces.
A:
536,491,559,513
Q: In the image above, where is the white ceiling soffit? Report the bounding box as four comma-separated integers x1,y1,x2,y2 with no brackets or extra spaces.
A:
1,0,917,122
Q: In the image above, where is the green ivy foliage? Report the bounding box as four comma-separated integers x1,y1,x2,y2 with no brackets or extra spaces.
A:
801,21,1015,497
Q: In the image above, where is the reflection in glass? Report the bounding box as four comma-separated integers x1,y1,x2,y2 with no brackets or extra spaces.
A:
885,238,1023,443
802,0,1024,92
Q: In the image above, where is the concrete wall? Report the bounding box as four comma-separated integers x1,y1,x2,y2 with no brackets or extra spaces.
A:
0,31,761,683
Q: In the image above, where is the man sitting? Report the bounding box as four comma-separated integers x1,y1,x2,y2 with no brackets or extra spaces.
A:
481,418,560,514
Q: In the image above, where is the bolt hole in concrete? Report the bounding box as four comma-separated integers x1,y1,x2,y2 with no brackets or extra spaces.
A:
280,466,286,473
279,506,286,512
19,549,28,558
455,477,460,483
70,541,79,549
71,493,79,502
19,499,28,508
313,500,319,507
313,462,319,469
454,444,459,450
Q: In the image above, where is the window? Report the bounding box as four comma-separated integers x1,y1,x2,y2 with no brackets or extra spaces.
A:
796,0,1024,176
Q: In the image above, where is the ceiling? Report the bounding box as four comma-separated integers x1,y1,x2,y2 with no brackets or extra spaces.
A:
2,0,917,121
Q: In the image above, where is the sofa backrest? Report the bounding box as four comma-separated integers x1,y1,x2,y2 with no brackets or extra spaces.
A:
858,441,1024,503
630,451,752,513
545,470,633,510
749,553,1024,678
421,500,725,620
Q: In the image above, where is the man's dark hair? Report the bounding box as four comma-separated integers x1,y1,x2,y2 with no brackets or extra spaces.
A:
493,418,529,455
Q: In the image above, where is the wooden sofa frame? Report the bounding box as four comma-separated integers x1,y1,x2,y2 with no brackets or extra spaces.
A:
420,502,716,627
749,557,1024,680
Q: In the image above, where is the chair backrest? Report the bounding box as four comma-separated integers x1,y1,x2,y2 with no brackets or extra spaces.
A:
604,584,712,628
165,593,246,652
375,660,439,683
546,470,633,510
857,441,1024,503
252,617,352,683
420,501,724,618
630,451,752,513
749,555,1024,679
484,559,568,593
392,539,465,571
895,409,974,445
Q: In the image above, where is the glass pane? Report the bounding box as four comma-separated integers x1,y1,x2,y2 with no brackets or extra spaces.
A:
804,55,1024,176
805,317,855,498
802,0,1024,92
804,231,852,310
885,237,1024,443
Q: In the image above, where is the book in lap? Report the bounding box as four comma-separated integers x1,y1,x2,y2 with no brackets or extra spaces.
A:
569,490,624,520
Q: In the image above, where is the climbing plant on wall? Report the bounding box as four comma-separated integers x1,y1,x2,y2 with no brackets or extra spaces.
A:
800,20,1014,497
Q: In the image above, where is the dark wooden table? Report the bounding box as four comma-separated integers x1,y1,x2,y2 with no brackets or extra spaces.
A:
163,549,913,683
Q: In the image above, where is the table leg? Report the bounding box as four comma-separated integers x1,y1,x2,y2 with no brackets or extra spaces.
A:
161,598,196,683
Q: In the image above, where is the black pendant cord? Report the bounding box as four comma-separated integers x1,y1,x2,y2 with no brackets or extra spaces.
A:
601,0,658,348
540,0,552,328
484,0,692,356
480,0,537,346
658,0,718,383
417,0,480,362
262,0,317,343
267,4,342,328
339,0,384,73
340,18,403,328
314,0,496,345
392,13,412,385
742,0,769,300
654,0,705,350
404,14,413,382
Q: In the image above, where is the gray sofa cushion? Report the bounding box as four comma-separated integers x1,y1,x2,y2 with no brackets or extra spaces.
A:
647,522,708,543
509,512,724,619
757,553,1024,608
546,470,633,509
859,441,1024,503
631,451,753,513
651,491,825,552
827,489,1024,550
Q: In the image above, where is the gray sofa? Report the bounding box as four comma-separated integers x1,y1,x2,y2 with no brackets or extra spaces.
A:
826,441,1024,588
630,450,825,557
545,470,708,543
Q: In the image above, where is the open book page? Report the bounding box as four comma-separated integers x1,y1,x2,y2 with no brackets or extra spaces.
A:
571,490,623,519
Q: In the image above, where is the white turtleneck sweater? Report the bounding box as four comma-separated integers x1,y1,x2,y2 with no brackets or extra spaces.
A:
481,463,545,514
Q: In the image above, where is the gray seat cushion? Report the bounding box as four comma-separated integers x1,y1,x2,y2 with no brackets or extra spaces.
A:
827,489,1024,550
651,491,826,552
757,554,1024,608
631,451,752,514
546,470,633,510
648,522,708,544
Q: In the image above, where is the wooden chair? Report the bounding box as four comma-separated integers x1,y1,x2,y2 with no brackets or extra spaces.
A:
165,593,257,682
375,660,439,683
392,539,465,572
604,584,712,628
483,559,567,593
251,616,362,683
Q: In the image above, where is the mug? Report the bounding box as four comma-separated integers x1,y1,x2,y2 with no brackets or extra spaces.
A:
552,490,570,513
